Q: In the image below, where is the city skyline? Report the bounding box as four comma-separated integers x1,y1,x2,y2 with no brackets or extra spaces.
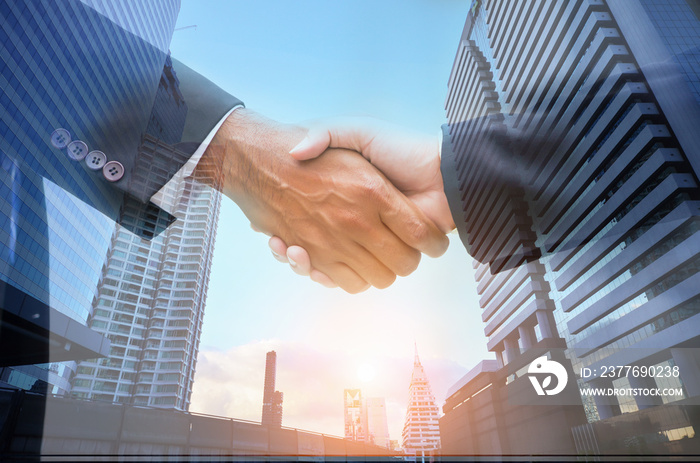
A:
342,388,391,448
0,0,483,457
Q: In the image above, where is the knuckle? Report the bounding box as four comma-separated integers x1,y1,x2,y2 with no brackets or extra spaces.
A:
340,210,373,236
395,250,421,277
372,271,397,290
436,234,450,255
408,218,430,245
345,280,370,294
361,175,390,201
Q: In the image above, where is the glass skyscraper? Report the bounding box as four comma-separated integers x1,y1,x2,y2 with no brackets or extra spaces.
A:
344,388,364,442
363,397,390,449
0,0,180,394
440,0,700,455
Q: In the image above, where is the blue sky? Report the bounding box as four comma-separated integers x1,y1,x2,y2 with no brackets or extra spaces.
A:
170,1,491,440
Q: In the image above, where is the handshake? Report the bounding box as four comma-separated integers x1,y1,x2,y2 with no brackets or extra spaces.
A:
197,109,456,293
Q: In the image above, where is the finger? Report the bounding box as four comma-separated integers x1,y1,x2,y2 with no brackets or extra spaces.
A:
379,192,450,258
316,262,370,294
356,227,422,277
310,269,337,288
289,118,379,161
268,236,289,263
410,190,457,234
287,245,312,276
289,127,331,161
270,237,336,287
337,243,398,290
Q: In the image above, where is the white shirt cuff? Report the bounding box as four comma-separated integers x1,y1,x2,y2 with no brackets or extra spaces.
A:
150,105,243,210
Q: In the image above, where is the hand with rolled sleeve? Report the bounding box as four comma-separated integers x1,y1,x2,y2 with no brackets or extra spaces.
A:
263,116,456,288
195,109,450,293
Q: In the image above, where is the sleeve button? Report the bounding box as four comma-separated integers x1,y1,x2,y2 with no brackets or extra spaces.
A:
85,150,107,170
66,140,88,161
102,161,124,182
50,128,71,149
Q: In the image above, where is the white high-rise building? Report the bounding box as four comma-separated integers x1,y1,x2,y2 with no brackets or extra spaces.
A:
70,162,220,410
401,346,441,458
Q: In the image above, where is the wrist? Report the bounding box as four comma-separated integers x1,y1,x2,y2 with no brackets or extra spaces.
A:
209,109,288,199
204,109,310,234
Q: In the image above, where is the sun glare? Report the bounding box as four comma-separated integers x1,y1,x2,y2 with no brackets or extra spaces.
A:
357,363,376,383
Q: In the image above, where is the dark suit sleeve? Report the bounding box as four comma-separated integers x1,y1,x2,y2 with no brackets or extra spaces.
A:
24,0,244,240
440,124,471,255
440,122,544,273
105,56,242,239
114,57,243,206
73,56,243,240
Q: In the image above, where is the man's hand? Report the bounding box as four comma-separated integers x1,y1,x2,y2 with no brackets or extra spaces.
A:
267,117,456,286
196,109,449,293
291,117,455,233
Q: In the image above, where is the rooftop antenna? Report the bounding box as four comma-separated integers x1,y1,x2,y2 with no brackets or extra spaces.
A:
174,25,197,32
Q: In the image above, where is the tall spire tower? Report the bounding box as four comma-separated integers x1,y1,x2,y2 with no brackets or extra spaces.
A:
401,345,441,457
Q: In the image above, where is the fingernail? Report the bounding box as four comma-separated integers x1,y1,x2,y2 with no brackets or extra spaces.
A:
289,136,309,155
271,250,285,262
288,256,298,268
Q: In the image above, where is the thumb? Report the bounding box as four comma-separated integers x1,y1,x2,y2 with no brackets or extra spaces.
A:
289,127,331,161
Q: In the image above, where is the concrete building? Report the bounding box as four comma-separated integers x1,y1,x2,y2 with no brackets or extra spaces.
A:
402,347,440,458
262,351,284,427
440,0,700,456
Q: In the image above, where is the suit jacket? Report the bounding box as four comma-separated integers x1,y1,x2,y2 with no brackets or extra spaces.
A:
3,0,242,238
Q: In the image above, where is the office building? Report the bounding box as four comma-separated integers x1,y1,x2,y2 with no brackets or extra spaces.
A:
440,0,700,455
0,0,181,395
343,389,390,447
401,347,440,457
343,388,364,441
261,350,284,427
362,397,390,449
